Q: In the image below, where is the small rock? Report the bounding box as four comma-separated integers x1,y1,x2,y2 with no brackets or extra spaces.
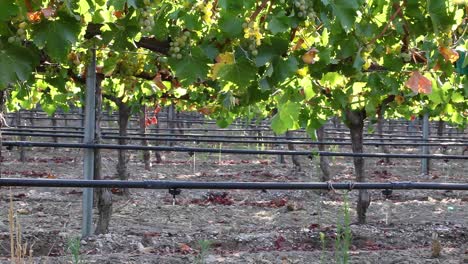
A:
80,240,87,245
16,208,30,215
36,211,46,217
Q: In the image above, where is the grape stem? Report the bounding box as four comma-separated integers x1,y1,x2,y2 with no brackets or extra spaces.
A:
24,0,33,12
249,0,270,21
368,5,401,46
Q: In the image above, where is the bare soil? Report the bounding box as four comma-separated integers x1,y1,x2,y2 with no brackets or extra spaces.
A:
0,135,467,264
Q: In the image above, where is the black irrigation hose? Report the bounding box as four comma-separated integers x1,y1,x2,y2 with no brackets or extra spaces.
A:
4,129,468,144
3,131,468,147
8,125,468,140
3,141,468,159
1,178,467,190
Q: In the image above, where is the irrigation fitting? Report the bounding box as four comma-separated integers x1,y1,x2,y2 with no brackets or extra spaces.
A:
169,188,181,205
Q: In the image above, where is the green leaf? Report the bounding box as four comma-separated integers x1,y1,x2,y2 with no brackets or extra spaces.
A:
168,47,210,86
102,18,140,50
181,12,202,31
0,45,39,87
32,12,81,62
330,0,359,32
299,77,315,100
0,0,18,21
352,51,364,70
107,0,136,10
272,97,303,134
271,113,288,134
254,37,289,67
321,28,329,46
219,13,243,38
269,56,298,85
267,11,291,34
216,57,257,87
451,92,464,103
427,0,451,34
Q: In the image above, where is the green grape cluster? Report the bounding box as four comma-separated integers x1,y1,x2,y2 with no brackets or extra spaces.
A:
8,21,28,44
169,31,191,60
242,18,262,56
44,64,58,76
116,53,145,76
138,0,156,34
196,1,217,24
293,0,314,19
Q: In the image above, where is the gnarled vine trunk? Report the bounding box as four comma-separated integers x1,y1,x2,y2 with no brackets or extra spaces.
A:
139,105,151,170
345,109,370,224
316,126,331,181
377,109,390,163
94,74,112,235
286,130,301,169
116,100,131,195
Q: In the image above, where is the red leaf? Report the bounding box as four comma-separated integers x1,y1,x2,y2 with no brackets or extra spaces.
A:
27,11,42,23
405,71,432,94
274,235,286,249
179,243,192,254
154,105,161,114
151,116,158,125
309,223,320,229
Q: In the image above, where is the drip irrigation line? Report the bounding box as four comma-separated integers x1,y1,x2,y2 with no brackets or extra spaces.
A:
0,178,467,190
2,131,468,147
3,141,468,159
7,125,468,141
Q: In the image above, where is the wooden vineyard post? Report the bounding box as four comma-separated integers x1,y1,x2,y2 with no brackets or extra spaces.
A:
82,49,96,237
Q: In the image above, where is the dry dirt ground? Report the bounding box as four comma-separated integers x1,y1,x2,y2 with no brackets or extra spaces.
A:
0,133,467,264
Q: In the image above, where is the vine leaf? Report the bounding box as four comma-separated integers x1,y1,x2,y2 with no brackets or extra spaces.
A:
212,52,235,79
427,0,451,34
329,0,359,32
168,47,210,86
439,46,459,63
0,44,39,87
32,12,81,62
216,57,257,88
405,71,432,94
302,48,319,64
0,0,18,21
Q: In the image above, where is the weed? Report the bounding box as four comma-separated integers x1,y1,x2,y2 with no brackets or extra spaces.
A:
319,232,326,264
194,240,212,264
8,188,33,264
330,145,339,164
67,236,82,264
334,193,352,264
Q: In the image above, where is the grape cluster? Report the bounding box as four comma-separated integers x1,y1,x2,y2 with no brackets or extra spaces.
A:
8,21,27,44
196,1,216,24
138,0,155,34
293,0,314,19
242,18,262,56
169,31,191,60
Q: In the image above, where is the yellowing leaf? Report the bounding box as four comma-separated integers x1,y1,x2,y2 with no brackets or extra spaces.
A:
395,95,405,105
439,46,459,63
302,47,318,64
211,52,235,79
153,73,168,91
296,66,308,77
405,71,432,94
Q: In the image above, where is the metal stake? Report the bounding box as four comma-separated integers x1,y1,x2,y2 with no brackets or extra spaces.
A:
82,49,96,237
